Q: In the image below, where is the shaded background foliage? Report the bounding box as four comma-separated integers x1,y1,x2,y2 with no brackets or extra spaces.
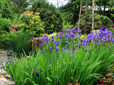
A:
31,0,63,34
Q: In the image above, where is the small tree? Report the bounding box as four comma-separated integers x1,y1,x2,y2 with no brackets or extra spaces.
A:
78,0,83,29
92,0,94,31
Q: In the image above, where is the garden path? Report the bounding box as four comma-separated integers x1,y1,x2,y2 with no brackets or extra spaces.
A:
0,50,15,85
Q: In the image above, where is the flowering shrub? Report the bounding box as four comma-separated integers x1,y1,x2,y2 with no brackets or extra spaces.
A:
9,25,20,33
20,10,45,37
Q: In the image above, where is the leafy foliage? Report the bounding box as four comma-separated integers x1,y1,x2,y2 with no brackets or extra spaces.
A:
0,18,11,32
2,31,31,56
0,0,14,18
76,13,113,34
19,11,45,37
31,0,63,34
62,21,74,30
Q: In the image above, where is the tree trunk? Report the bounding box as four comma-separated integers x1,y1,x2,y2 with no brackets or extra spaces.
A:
92,0,94,31
84,0,88,34
78,0,83,29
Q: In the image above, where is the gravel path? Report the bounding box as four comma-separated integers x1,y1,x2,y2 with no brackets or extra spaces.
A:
0,50,15,85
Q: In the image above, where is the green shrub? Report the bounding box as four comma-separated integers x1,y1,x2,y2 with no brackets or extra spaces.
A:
0,0,13,19
76,13,113,34
62,21,74,30
19,11,45,37
111,14,114,18
31,0,63,34
1,31,31,56
111,7,114,13
0,33,11,49
0,18,11,32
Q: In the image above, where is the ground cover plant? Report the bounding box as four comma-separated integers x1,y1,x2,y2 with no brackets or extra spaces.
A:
2,27,114,85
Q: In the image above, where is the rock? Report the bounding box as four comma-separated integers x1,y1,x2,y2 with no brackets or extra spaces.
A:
0,70,15,85
31,37,44,51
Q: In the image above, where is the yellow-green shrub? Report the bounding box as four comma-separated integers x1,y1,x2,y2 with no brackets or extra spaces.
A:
20,11,45,37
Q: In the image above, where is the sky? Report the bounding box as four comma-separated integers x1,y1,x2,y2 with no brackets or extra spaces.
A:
47,0,69,8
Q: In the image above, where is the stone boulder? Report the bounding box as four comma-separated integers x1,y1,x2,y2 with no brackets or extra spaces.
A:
31,37,44,51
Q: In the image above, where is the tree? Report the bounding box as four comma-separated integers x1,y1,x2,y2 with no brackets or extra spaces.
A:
0,0,14,18
78,0,83,29
92,0,95,31
11,0,30,13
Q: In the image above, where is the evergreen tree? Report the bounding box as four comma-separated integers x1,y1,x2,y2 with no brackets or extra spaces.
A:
31,0,63,34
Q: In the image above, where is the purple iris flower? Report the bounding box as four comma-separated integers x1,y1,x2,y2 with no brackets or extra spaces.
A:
48,47,53,51
66,38,68,41
77,28,81,33
66,29,72,34
97,41,100,45
7,59,11,64
61,40,63,42
39,42,44,47
41,50,45,53
72,27,75,31
31,36,34,40
52,36,54,40
65,33,70,37
13,58,16,60
55,43,58,47
9,50,13,53
85,49,87,52
7,65,9,67
56,46,59,51
70,33,74,38
65,41,69,44
33,68,39,77
43,34,49,42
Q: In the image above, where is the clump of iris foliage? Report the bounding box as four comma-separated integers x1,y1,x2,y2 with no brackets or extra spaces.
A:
2,27,114,85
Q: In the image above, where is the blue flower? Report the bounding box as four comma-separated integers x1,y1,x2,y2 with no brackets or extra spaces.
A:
31,36,34,40
52,36,54,40
85,49,87,52
66,29,72,34
34,68,37,73
59,35,62,38
13,58,16,60
70,33,74,38
39,42,44,47
9,50,13,53
36,73,39,77
7,64,9,67
33,68,39,77
77,28,81,33
65,41,69,44
41,50,45,53
48,47,53,51
6,59,11,64
65,33,70,37
56,46,59,51
43,34,49,42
